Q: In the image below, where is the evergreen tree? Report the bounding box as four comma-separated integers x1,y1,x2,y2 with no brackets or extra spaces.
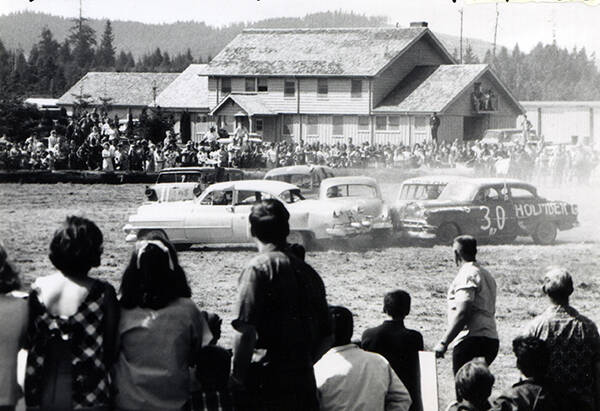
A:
96,20,116,69
35,28,61,96
67,15,96,78
463,42,479,64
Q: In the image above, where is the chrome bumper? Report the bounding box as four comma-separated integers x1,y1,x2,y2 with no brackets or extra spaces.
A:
399,220,437,239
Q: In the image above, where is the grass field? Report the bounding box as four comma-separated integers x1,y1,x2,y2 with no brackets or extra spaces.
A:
1,172,599,408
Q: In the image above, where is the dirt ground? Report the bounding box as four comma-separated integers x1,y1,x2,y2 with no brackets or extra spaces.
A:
1,171,599,408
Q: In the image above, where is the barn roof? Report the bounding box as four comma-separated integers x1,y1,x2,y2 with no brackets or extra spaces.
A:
375,64,489,113
57,72,179,107
205,27,454,77
155,64,209,110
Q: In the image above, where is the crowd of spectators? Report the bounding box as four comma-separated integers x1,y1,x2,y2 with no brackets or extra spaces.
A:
1,200,599,411
0,111,597,185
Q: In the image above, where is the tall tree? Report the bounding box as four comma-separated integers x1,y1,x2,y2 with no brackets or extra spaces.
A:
34,27,61,96
463,42,480,64
96,20,116,69
67,15,96,78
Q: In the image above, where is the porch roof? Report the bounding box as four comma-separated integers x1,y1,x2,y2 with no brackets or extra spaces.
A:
210,93,275,116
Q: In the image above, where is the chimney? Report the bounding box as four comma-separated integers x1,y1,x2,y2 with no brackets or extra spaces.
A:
410,22,428,28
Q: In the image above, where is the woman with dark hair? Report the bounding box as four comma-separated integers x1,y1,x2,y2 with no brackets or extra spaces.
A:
25,216,119,411
0,243,28,411
114,233,212,411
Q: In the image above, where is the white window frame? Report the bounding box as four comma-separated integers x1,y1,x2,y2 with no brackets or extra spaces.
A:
332,116,344,136
284,79,295,98
245,77,256,92
358,116,370,132
257,78,268,92
388,115,400,131
351,79,362,98
317,78,328,97
375,116,387,131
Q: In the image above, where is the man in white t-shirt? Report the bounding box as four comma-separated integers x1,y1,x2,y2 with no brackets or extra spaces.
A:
434,235,499,375
314,305,411,411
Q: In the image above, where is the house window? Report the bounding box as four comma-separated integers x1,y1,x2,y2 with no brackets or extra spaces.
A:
375,116,387,131
221,78,231,94
351,79,362,98
307,116,318,136
388,115,400,130
332,116,344,136
253,119,264,133
358,116,370,131
317,78,328,96
257,78,268,92
245,78,256,92
414,116,428,130
284,79,295,97
283,115,293,135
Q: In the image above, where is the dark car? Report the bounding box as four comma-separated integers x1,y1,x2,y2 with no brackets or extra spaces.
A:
399,178,578,244
264,165,335,196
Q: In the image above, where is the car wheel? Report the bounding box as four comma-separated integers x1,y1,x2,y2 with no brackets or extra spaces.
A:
532,222,557,245
436,223,460,245
288,231,312,250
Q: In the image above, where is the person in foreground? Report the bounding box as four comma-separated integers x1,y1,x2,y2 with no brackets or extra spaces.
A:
230,199,331,411
362,290,424,411
314,305,412,411
25,216,119,411
491,336,560,411
0,243,28,411
447,359,494,411
113,233,213,411
522,267,600,411
435,235,499,375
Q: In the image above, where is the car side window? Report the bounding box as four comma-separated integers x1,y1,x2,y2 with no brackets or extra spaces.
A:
476,187,502,202
511,187,536,200
201,190,233,206
236,190,275,205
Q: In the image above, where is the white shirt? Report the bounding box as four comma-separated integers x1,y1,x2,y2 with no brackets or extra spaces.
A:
314,344,411,411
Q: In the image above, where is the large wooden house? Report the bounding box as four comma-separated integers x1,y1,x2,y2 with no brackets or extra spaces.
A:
204,23,524,144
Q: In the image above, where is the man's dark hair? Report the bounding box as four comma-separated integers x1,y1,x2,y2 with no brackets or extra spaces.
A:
453,235,477,262
49,215,104,277
455,359,495,405
512,336,549,379
0,244,21,293
329,305,353,347
249,199,290,245
383,289,411,319
120,233,191,310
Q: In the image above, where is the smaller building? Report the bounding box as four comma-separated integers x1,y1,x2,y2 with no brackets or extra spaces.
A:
154,64,211,142
57,72,179,119
520,101,600,146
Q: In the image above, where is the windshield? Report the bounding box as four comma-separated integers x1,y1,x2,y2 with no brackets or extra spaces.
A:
279,189,305,204
437,182,478,202
399,184,446,200
325,184,377,199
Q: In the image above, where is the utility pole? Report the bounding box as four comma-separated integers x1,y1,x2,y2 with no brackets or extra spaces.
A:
459,8,464,64
492,3,499,62
79,0,83,30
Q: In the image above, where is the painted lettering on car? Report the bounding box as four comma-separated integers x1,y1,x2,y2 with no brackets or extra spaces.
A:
514,202,578,218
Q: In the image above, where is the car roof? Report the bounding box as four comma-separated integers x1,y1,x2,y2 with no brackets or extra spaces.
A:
401,175,466,185
264,164,333,177
321,176,378,188
464,178,535,188
205,179,298,194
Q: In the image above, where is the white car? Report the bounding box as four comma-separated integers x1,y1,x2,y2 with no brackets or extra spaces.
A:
123,178,391,249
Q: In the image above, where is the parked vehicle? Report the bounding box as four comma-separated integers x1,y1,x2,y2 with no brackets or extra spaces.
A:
145,166,244,202
264,165,335,195
399,178,578,244
480,128,538,146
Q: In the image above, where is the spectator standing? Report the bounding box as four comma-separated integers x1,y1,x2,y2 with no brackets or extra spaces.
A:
101,142,114,171
315,305,411,411
523,267,600,411
430,113,440,143
362,290,424,411
0,243,28,411
203,126,219,145
230,199,331,411
25,216,119,411
491,336,560,411
114,234,212,411
435,235,499,375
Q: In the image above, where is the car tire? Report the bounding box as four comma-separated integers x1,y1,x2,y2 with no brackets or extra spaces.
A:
532,222,557,245
288,231,312,250
436,223,460,245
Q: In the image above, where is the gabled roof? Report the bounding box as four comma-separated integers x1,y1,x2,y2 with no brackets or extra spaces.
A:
155,64,209,110
210,94,275,116
375,64,489,113
57,72,179,107
205,27,454,77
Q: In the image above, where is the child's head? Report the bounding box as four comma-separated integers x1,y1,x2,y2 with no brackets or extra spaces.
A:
196,345,232,391
512,336,549,380
383,290,411,320
0,242,20,293
455,359,495,406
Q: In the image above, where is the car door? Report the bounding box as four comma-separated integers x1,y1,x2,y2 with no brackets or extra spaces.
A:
473,185,517,238
184,189,234,243
231,190,281,242
509,185,543,233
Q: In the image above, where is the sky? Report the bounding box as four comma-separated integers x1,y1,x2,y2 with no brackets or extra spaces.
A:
2,0,600,56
